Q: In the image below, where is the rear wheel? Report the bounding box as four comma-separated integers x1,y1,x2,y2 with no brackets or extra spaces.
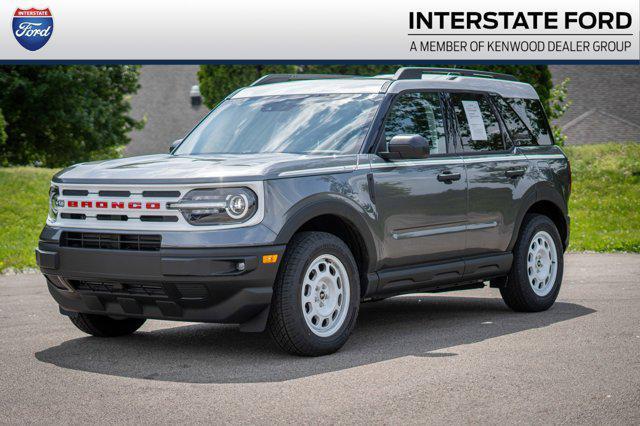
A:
69,313,146,337
500,214,564,312
267,232,360,356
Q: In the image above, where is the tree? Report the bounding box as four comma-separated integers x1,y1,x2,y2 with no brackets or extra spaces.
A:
198,65,297,108
0,109,6,150
199,64,555,115
0,66,144,167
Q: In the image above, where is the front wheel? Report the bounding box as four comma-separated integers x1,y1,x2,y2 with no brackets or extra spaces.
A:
267,232,360,356
500,214,564,312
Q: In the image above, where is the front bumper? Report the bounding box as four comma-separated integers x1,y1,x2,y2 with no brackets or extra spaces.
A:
36,239,285,331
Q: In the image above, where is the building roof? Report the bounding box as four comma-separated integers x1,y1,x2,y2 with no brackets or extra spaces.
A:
550,65,640,144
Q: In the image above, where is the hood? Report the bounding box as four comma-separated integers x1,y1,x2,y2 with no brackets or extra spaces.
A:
53,153,359,184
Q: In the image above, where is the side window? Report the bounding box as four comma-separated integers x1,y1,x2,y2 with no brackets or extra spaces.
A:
505,98,553,145
492,94,535,146
450,93,504,153
383,92,447,155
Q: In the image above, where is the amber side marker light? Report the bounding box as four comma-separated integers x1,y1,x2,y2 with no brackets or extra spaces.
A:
262,254,279,264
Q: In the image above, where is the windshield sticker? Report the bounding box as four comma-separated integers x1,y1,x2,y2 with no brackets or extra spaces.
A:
462,100,488,141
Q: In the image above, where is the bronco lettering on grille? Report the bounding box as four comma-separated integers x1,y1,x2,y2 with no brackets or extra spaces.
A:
65,200,162,209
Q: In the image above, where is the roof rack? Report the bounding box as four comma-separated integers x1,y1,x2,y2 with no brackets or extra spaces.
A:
249,67,518,87
251,74,360,86
393,67,518,82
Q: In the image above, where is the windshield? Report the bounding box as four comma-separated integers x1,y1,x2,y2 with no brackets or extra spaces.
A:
174,94,382,156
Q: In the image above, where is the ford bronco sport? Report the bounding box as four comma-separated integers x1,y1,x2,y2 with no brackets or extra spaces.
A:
37,67,570,356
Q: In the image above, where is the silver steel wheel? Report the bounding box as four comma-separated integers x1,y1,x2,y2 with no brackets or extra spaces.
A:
527,231,558,296
300,254,350,338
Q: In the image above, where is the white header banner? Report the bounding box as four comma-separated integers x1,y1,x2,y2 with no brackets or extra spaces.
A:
1,0,638,61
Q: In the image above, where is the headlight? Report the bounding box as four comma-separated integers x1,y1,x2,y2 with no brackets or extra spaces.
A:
48,186,61,221
168,187,258,225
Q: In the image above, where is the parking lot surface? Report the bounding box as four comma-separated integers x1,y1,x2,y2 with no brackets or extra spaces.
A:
1,253,638,424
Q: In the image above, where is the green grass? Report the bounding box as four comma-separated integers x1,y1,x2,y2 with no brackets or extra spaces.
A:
0,143,638,272
0,167,57,272
564,143,640,252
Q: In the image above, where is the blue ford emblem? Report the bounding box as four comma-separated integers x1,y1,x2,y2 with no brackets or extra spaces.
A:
13,8,53,51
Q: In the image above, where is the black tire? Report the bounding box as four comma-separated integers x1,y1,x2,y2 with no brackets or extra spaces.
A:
69,313,146,337
267,232,360,356
500,214,564,312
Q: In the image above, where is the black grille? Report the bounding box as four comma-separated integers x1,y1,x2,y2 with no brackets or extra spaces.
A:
98,190,131,197
142,190,181,198
140,215,179,222
96,214,128,221
72,280,167,297
62,189,89,196
60,232,161,251
61,213,86,220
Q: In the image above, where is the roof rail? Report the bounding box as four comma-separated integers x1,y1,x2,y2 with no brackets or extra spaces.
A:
393,67,518,82
249,67,518,87
251,74,360,86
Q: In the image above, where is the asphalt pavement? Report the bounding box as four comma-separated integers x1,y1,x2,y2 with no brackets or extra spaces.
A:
0,253,638,424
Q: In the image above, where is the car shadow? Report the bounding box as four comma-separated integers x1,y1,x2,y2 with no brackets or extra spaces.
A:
35,295,594,384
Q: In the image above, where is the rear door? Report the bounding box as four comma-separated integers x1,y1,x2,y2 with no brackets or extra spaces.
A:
448,92,530,256
369,91,467,269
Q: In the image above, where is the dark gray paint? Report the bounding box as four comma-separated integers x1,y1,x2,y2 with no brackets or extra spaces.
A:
368,156,467,268
463,150,531,257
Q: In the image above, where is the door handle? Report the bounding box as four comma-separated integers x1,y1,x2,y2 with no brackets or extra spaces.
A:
437,171,462,183
505,168,526,178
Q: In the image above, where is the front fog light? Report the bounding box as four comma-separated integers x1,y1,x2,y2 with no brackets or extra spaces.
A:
169,187,258,225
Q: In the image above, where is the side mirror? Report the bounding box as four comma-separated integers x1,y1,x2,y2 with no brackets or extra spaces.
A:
169,139,183,153
379,134,429,160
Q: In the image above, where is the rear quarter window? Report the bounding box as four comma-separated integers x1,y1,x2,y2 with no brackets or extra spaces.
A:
504,98,554,146
492,95,535,146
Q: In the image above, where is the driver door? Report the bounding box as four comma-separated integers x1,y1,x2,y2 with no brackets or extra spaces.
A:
369,91,467,269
